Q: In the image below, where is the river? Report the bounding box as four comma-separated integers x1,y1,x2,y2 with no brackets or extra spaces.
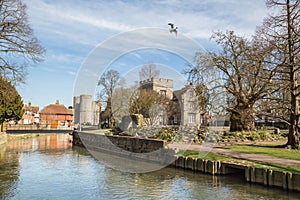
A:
0,134,298,200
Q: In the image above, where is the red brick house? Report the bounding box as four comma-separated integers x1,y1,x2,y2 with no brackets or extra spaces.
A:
39,100,73,129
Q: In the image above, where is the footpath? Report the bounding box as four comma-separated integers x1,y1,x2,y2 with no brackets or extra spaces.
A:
169,141,300,167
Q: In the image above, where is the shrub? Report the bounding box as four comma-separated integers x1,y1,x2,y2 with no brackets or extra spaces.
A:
153,126,177,141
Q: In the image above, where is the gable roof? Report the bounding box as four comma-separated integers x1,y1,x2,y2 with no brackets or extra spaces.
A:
173,84,193,97
40,103,73,115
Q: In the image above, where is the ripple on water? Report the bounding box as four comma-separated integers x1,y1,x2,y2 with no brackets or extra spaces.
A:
0,135,299,200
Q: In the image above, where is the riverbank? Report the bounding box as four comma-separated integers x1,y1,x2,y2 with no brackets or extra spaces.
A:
2,135,297,200
72,131,300,193
170,141,300,193
171,154,300,193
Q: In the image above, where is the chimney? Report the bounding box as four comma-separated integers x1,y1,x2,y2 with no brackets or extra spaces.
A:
56,100,59,104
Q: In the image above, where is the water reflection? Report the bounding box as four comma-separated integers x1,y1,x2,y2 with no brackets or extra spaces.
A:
0,144,19,199
0,134,299,200
0,134,72,199
5,134,72,153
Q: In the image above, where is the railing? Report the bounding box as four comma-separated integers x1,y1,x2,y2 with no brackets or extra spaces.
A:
6,124,73,130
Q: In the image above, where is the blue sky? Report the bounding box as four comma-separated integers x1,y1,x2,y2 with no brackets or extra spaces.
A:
18,0,270,109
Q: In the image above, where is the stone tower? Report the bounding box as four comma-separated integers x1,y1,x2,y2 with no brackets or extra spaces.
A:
73,94,101,125
139,77,174,99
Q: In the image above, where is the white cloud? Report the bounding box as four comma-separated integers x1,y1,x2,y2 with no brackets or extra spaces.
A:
21,0,272,107
25,0,269,44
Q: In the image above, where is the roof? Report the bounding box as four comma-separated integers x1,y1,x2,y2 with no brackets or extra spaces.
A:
24,105,39,114
173,84,193,97
40,103,73,115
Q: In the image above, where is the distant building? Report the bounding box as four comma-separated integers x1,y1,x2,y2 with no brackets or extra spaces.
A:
138,78,206,127
173,84,202,126
39,100,73,129
73,94,101,126
19,102,39,125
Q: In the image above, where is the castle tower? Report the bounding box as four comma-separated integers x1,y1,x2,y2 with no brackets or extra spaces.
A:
73,94,102,126
139,77,174,99
79,94,93,124
73,96,80,124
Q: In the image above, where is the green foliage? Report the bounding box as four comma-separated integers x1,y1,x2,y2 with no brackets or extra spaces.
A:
0,77,24,125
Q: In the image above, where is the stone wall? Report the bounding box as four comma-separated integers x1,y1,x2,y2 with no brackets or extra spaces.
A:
72,132,166,151
72,132,300,193
72,131,175,165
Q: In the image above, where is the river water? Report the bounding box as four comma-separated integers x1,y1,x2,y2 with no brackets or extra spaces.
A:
0,134,299,200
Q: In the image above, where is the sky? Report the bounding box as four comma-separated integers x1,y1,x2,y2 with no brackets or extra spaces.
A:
18,0,271,109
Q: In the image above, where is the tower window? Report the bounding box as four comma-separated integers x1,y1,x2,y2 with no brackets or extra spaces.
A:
160,90,167,97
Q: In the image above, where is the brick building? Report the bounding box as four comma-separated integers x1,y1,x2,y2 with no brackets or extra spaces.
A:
39,100,73,129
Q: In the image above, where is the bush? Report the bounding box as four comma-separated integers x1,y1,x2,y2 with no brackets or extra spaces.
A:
219,130,284,142
153,126,178,141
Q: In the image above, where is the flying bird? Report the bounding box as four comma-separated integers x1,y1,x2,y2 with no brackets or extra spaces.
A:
168,23,178,37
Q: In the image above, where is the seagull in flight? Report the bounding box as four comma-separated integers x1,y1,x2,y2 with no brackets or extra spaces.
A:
168,23,178,37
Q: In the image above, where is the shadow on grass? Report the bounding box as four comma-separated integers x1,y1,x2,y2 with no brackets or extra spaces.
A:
249,144,287,149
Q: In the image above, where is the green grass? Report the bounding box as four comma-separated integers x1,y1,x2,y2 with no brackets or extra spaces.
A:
178,150,231,160
219,145,300,161
177,149,300,174
261,163,300,174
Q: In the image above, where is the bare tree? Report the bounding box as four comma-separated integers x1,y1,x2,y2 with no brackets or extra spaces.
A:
111,85,137,125
0,0,45,83
256,0,300,148
186,31,278,131
98,69,120,127
98,70,120,101
139,63,160,81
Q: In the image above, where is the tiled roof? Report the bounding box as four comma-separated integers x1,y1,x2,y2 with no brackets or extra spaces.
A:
24,105,39,114
40,103,73,115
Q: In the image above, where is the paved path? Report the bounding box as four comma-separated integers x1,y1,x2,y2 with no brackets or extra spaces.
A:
168,142,300,167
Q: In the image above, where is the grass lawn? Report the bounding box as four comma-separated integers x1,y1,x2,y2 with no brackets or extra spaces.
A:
218,145,300,161
178,150,230,160
177,149,300,174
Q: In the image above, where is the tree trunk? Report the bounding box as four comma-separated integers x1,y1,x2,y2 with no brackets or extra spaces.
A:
287,72,300,148
287,121,300,148
229,106,255,132
286,0,300,149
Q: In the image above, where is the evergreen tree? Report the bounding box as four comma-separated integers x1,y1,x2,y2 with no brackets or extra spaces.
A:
0,77,24,131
